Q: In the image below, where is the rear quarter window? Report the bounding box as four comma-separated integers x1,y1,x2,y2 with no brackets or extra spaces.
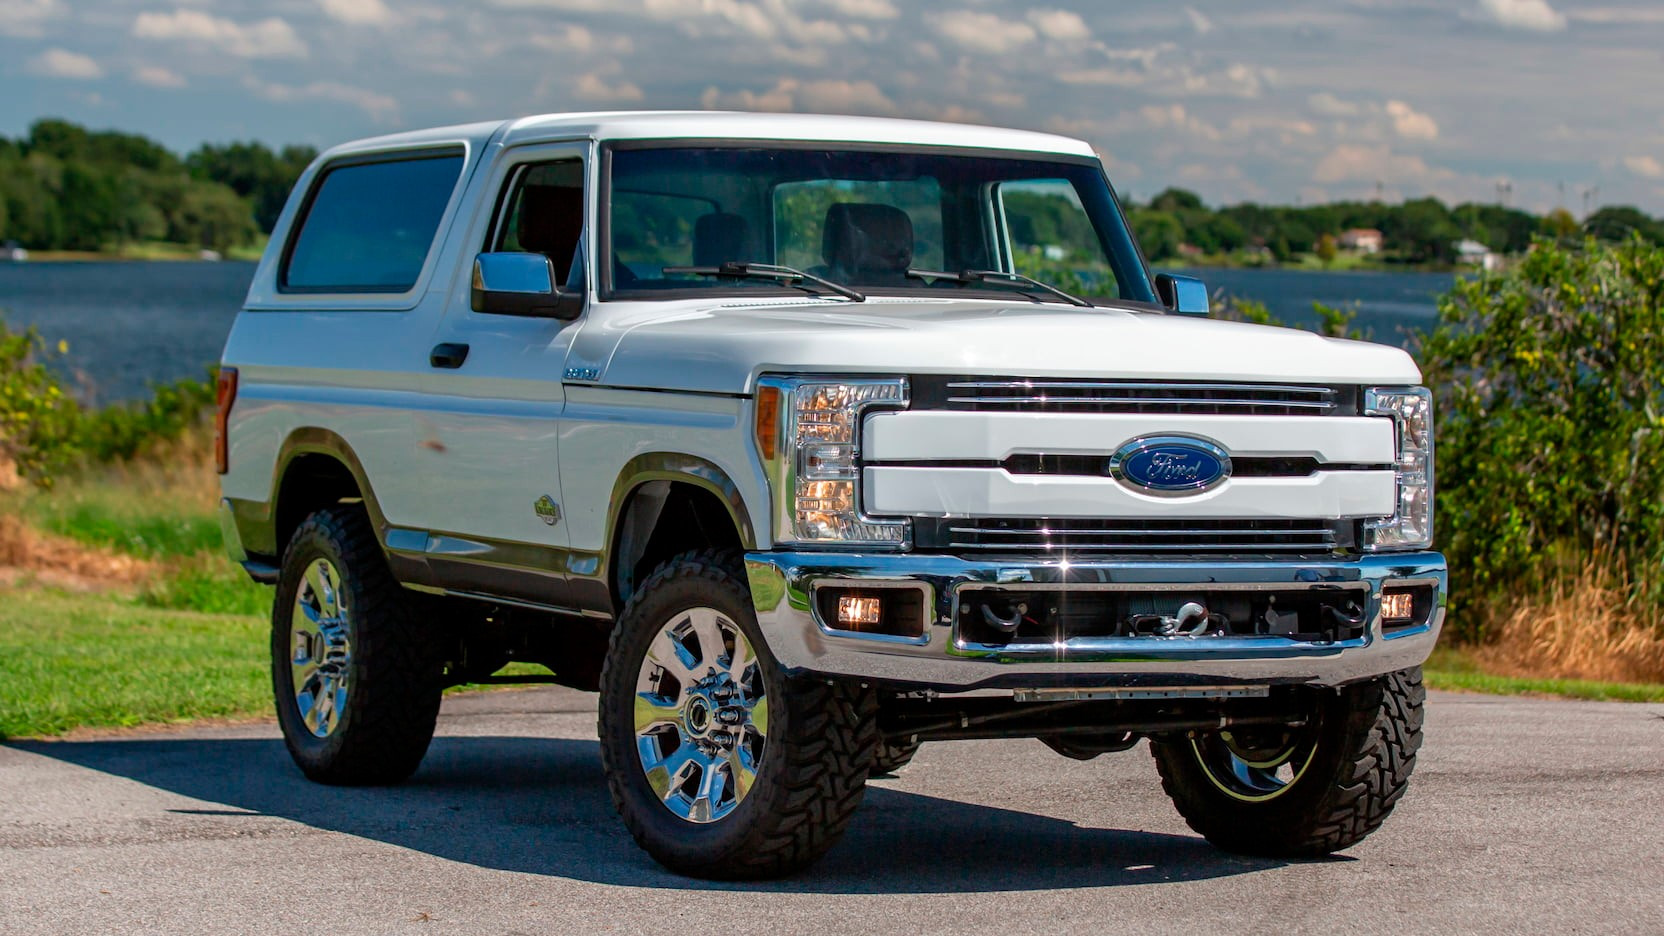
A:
281,152,464,293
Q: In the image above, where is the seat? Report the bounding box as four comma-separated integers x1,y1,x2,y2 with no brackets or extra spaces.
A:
692,212,749,267
515,185,584,284
822,203,914,286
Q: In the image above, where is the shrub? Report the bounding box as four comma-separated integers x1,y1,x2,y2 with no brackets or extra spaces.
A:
1418,235,1664,639
0,317,215,487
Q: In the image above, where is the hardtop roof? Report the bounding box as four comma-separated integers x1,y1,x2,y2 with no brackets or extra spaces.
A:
319,110,1099,161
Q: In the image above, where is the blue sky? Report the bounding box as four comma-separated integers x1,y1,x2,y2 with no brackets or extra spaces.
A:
4,0,1662,213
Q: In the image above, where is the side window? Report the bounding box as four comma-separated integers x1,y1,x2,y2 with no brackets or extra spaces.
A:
773,178,944,274
492,160,585,287
282,152,463,292
999,179,1121,299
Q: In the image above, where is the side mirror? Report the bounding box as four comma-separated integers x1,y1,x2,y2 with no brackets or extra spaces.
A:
1154,272,1209,317
471,252,583,320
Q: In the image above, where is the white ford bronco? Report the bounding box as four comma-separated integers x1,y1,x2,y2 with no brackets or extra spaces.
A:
217,111,1444,878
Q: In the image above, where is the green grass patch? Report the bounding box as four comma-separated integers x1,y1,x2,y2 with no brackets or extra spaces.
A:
1425,645,1664,703
0,590,270,739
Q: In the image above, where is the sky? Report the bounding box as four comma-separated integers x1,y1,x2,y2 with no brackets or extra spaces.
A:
4,0,1663,214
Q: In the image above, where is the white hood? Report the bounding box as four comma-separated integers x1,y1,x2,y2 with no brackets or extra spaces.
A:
574,297,1423,394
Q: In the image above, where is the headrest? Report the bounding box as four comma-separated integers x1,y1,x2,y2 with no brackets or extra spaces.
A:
693,212,748,267
822,203,913,275
515,185,584,274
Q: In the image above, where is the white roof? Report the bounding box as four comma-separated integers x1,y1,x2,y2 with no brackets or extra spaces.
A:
320,110,1098,161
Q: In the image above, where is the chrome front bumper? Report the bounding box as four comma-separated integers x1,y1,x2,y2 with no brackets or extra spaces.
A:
745,550,1445,692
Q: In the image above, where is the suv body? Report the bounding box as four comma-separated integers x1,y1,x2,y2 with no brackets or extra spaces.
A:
220,112,1444,877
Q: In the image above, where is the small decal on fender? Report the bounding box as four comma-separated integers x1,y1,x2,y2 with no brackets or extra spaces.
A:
534,495,562,526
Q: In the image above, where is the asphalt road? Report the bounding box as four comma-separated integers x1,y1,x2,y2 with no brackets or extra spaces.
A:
3,688,1662,936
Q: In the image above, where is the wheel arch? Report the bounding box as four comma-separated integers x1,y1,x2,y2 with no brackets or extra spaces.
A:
269,428,389,561
604,453,759,610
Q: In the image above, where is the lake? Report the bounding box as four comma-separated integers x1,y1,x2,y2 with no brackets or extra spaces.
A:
0,261,1455,402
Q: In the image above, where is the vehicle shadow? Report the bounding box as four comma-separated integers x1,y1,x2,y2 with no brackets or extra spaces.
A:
8,734,1286,893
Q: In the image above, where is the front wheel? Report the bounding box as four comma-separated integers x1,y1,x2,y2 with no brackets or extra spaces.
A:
1151,667,1425,857
598,550,879,879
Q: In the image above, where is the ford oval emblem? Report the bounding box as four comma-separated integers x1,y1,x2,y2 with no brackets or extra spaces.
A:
1110,436,1232,497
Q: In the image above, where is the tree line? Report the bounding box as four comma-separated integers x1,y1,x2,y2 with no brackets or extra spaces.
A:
4,117,1663,263
0,119,315,253
1122,186,1664,265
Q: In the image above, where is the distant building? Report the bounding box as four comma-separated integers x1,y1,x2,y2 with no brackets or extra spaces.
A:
1454,238,1501,271
1176,243,1205,258
1,241,25,262
1338,228,1383,254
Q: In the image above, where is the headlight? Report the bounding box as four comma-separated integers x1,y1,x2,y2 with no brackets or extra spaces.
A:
755,376,909,547
1362,386,1433,551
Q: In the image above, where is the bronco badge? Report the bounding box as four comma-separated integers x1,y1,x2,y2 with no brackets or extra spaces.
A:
1110,436,1232,496
533,495,561,526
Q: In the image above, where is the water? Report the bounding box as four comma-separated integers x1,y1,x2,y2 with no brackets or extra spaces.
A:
0,261,1457,402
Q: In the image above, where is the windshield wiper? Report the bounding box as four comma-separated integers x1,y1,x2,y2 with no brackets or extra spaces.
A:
663,261,865,302
907,268,1093,308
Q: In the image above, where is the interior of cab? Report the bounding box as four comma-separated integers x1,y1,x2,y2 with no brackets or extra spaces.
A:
601,145,1156,304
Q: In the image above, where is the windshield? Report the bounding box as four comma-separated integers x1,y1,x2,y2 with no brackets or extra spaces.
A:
604,145,1155,305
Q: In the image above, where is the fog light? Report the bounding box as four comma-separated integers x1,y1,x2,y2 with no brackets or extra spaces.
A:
838,595,883,627
1380,591,1416,623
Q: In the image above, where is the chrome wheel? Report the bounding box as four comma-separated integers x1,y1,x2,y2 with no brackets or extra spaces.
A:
289,557,352,739
633,607,768,824
1189,727,1320,802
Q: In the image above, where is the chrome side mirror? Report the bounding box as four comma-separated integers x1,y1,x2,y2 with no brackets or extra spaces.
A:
471,252,583,319
1154,272,1209,317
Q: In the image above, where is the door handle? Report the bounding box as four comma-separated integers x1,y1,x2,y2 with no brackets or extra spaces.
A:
430,342,469,369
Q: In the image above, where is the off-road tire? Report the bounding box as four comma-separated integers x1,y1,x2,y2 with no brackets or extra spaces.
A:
272,506,443,785
870,737,921,776
598,549,880,879
1151,667,1425,857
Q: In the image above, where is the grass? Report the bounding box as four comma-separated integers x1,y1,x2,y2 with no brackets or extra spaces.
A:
23,238,266,263
0,589,270,738
1425,645,1664,703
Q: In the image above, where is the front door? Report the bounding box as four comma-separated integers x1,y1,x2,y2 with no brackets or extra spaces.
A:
413,142,592,608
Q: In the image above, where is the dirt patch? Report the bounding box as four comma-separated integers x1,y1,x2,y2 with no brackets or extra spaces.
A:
0,514,156,591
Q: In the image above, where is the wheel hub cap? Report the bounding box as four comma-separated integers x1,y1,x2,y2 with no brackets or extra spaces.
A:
633,608,768,824
290,558,351,739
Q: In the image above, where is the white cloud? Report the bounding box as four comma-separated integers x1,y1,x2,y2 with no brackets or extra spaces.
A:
936,10,1036,54
134,10,308,58
1385,100,1439,140
1308,92,1360,117
701,77,896,115
317,0,395,26
0,0,61,38
574,73,646,103
1028,9,1091,42
1476,0,1567,32
28,47,102,80
133,65,187,88
819,0,897,18
1184,6,1214,34
1624,155,1664,178
1313,143,1455,184
246,78,398,121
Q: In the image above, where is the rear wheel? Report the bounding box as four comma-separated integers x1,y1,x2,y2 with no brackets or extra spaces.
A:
1151,667,1425,857
272,507,443,785
598,550,879,878
869,737,922,776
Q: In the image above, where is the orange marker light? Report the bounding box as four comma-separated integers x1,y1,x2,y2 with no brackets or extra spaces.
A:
755,385,781,460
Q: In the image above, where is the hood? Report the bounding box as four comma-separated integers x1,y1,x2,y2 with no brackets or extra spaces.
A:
573,297,1423,395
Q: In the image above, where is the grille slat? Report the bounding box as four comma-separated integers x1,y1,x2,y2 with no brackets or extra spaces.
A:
917,377,1352,416
919,517,1346,554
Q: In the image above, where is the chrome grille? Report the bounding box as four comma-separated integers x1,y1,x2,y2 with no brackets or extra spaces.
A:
913,376,1348,416
916,517,1346,554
